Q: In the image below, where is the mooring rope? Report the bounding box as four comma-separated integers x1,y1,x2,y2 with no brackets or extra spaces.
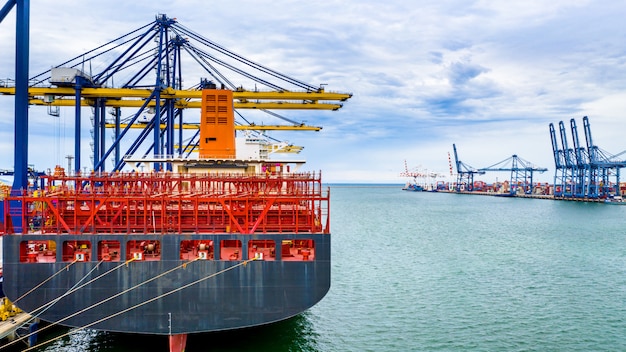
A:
1,257,196,350
0,260,89,350
22,257,258,352
12,259,78,304
21,259,127,319
0,258,135,351
33,260,105,316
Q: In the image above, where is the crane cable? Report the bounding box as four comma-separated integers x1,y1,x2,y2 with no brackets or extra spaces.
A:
22,257,259,352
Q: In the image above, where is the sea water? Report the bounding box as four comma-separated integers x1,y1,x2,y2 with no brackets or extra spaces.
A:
24,185,626,351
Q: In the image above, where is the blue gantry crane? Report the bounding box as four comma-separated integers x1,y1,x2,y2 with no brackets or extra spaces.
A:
452,144,485,191
479,155,548,195
0,12,351,177
0,6,351,235
570,118,593,197
0,0,29,193
550,116,626,198
582,116,626,197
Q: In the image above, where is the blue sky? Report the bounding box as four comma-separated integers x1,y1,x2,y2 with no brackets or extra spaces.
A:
1,0,626,183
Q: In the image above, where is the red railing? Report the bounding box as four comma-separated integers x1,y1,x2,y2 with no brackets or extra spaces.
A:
3,172,330,235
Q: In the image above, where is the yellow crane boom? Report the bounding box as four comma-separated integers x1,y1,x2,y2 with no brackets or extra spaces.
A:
0,86,351,110
105,123,322,131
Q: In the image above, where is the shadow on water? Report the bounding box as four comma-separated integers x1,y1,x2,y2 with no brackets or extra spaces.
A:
187,313,319,352
28,313,319,352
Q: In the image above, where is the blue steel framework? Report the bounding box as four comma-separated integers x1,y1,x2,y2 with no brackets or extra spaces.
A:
0,11,350,189
479,155,548,195
550,116,626,198
0,0,29,194
0,0,29,234
452,143,485,191
43,15,336,175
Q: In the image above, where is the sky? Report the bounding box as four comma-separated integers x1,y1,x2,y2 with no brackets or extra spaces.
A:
1,0,626,184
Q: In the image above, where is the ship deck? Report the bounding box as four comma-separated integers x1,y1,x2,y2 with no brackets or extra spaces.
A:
2,171,330,236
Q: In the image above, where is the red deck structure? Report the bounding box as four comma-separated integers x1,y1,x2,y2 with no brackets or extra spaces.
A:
3,171,329,236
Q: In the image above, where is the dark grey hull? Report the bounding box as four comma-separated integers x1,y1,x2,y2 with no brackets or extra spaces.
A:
2,233,330,335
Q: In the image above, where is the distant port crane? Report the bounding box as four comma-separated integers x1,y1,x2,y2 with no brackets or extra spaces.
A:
451,144,485,191
550,116,626,198
479,155,548,195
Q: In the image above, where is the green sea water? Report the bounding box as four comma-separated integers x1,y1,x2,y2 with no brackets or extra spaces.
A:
23,185,626,351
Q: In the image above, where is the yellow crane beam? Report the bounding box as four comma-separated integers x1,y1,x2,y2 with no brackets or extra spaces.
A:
26,98,341,110
0,86,352,100
104,123,322,131
0,86,351,110
267,145,304,153
174,144,304,153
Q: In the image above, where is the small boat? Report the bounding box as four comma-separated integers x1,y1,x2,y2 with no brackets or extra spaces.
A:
604,195,626,204
402,182,424,192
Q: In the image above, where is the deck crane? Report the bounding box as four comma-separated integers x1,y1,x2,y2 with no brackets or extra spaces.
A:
0,14,352,175
452,144,485,192
478,155,547,195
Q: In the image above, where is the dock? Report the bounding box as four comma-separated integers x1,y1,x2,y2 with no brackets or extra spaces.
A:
439,190,610,202
0,310,37,342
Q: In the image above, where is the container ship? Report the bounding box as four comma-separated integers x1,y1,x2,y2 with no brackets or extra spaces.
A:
0,13,350,352
1,89,331,352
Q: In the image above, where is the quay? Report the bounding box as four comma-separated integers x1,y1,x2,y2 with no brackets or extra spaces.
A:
439,190,610,203
0,310,38,346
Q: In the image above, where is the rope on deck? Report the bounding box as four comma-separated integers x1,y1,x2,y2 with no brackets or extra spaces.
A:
22,257,259,352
